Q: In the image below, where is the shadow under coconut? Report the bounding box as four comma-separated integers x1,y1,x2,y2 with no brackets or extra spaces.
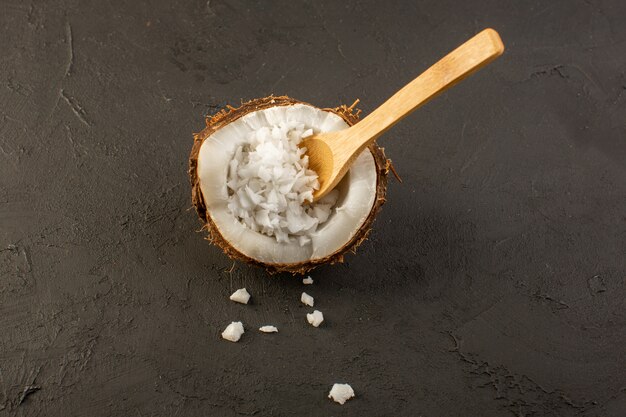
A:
303,187,519,327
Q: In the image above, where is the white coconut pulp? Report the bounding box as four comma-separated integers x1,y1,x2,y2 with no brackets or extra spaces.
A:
259,325,278,333
229,288,251,304
307,310,324,327
301,292,314,307
226,120,341,245
328,383,355,404
221,321,244,342
197,104,378,265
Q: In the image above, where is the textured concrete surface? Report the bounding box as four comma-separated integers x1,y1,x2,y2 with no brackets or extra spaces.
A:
1,0,625,416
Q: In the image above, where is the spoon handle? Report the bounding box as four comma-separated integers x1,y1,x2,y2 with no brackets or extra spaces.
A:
346,28,504,153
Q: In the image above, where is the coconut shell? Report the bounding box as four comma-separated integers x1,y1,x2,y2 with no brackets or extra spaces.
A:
188,95,391,274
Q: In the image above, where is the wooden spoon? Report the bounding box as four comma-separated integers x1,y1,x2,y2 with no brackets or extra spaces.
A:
302,28,504,201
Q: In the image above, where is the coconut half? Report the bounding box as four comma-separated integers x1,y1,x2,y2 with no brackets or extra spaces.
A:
189,96,390,274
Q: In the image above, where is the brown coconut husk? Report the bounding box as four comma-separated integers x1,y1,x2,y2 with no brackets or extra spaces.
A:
188,95,391,274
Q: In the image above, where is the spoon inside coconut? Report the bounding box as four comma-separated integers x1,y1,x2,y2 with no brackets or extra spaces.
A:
302,28,504,202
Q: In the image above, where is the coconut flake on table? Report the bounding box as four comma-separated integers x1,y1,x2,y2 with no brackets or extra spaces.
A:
328,383,355,405
226,121,340,245
302,276,314,285
259,325,278,333
306,310,324,327
301,292,314,307
229,288,251,304
221,321,244,342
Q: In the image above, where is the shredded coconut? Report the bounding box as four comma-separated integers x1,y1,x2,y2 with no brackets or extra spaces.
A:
328,383,355,404
307,310,324,327
301,292,314,307
221,321,244,342
259,325,278,333
227,121,339,244
229,288,251,304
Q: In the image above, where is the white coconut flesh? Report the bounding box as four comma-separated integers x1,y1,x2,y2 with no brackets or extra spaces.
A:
197,104,378,265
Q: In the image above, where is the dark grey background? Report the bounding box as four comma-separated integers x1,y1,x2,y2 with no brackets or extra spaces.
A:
1,0,624,416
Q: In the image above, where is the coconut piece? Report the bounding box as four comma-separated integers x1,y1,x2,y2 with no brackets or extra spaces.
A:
328,383,355,405
302,276,314,285
306,310,324,327
221,321,244,342
189,96,391,274
259,325,278,333
229,288,251,304
301,292,314,307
